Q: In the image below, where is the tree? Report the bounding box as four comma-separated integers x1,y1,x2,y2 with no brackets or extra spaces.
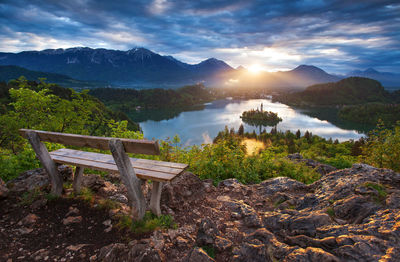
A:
304,131,310,142
362,121,400,171
296,129,301,139
238,124,244,136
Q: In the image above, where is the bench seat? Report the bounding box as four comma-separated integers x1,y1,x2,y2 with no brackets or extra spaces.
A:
49,148,187,182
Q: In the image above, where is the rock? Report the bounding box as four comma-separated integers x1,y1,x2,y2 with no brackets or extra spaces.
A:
66,207,79,217
290,212,332,237
66,244,88,252
196,218,220,246
285,247,339,262
161,171,205,210
104,173,121,183
183,247,215,262
62,216,82,225
17,227,33,235
233,239,269,262
215,236,232,252
150,231,165,250
103,219,112,226
6,165,72,192
225,200,261,227
33,248,50,261
18,213,38,226
386,193,400,208
109,193,128,204
81,174,106,192
98,243,129,262
30,199,47,210
128,241,164,261
99,181,118,196
176,236,189,248
258,177,308,196
0,178,9,199
333,195,379,224
218,178,241,188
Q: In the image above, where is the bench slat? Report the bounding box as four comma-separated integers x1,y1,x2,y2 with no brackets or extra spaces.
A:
50,155,176,182
50,148,186,175
53,148,187,169
19,129,160,155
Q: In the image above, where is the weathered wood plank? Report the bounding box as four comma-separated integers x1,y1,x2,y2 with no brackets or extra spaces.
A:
73,166,84,193
53,148,187,169
25,131,63,196
149,181,163,216
109,139,146,220
50,154,176,182
50,149,186,175
19,129,160,155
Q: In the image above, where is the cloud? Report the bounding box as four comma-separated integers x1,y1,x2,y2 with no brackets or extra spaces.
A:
0,0,399,73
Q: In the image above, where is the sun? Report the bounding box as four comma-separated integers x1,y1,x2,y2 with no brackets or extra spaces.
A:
248,64,263,74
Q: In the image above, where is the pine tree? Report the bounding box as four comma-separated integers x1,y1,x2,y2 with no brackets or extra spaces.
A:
296,129,301,139
238,124,244,136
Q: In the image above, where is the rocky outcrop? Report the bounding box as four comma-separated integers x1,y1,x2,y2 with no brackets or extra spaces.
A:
161,171,205,212
2,162,399,261
6,165,72,192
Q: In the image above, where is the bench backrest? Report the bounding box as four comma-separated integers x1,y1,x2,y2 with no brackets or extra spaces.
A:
19,129,160,155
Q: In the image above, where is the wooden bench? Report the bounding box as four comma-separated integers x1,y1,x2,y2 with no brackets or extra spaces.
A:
19,129,188,220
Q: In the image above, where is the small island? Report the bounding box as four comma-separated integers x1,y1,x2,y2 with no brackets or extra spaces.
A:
240,103,282,127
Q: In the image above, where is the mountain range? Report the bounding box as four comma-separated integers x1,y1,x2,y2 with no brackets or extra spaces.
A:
346,68,400,89
0,47,398,89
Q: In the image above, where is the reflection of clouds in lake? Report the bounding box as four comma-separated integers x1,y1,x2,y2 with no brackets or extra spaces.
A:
202,131,213,144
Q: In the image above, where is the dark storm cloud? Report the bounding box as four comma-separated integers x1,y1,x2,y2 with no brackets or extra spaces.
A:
0,0,399,73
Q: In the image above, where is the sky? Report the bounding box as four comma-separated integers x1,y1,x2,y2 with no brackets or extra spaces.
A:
0,0,399,74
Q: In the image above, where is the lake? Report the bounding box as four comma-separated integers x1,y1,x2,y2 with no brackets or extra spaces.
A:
134,99,365,145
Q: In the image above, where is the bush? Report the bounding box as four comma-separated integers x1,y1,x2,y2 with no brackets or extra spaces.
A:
361,121,400,172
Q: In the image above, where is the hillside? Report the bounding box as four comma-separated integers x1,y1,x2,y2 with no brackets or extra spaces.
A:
89,83,213,112
0,65,102,89
275,77,391,106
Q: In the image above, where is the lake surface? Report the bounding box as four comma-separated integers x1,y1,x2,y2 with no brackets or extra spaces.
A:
136,99,364,145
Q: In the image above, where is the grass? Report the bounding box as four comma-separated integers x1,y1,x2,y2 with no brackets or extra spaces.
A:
78,187,95,203
97,198,120,210
19,187,43,206
45,193,59,201
326,207,335,218
273,198,287,208
201,245,216,259
362,182,387,203
116,211,177,234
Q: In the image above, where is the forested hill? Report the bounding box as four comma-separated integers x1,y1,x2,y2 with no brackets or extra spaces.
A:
275,77,392,106
0,65,100,89
89,83,213,112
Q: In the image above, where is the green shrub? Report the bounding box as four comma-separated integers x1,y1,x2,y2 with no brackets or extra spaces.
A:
117,212,177,234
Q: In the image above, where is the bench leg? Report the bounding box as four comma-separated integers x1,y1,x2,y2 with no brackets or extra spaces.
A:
109,139,146,220
149,181,163,216
26,131,63,196
73,166,84,194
